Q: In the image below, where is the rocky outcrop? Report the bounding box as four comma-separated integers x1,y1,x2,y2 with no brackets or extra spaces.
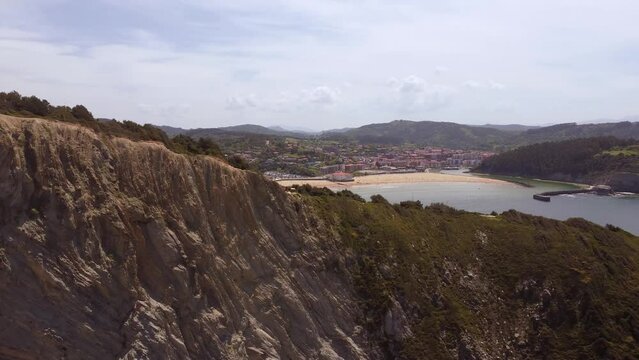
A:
0,115,379,359
598,172,639,193
3,115,638,360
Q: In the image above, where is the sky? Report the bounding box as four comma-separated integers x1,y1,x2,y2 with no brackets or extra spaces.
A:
1,0,639,130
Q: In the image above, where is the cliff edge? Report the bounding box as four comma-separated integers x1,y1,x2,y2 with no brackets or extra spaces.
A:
0,115,378,359
2,115,639,359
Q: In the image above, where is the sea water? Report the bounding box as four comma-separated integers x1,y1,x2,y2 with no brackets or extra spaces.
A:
351,174,639,235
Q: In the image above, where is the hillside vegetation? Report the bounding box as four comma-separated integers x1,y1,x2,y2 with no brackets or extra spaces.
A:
156,117,639,152
515,122,639,144
322,120,639,149
297,187,639,359
325,120,512,149
0,90,225,159
158,124,310,139
476,137,639,191
2,112,639,359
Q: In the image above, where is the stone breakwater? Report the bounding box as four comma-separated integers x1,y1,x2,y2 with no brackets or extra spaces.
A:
533,185,614,202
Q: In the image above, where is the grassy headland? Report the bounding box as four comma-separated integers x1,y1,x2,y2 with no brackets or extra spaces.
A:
294,187,639,359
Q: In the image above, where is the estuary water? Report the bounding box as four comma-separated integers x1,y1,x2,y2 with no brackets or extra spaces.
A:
350,172,639,235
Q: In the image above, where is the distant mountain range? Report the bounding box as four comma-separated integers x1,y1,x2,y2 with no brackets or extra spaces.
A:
322,120,511,149
157,124,310,139
329,120,639,148
158,119,639,149
267,125,318,134
473,124,541,133
513,122,639,144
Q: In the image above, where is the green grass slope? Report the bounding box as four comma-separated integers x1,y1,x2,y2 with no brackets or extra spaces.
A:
296,188,639,359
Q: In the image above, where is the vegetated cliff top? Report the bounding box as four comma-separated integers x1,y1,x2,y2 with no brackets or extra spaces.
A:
297,186,639,359
0,90,240,164
1,114,638,359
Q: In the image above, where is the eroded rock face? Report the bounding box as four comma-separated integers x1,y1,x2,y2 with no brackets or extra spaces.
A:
603,172,639,193
0,115,379,359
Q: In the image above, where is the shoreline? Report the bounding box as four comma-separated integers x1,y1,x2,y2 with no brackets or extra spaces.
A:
471,172,591,190
276,172,510,189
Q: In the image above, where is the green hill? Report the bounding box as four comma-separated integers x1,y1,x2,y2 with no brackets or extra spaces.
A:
158,123,310,139
326,120,512,149
322,120,639,150
516,122,639,144
476,137,639,192
297,187,639,359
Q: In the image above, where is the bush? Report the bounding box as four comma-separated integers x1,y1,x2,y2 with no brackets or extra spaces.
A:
18,95,50,116
228,155,252,170
336,190,366,202
427,202,464,214
289,184,335,197
71,105,94,121
606,224,621,232
370,194,390,205
398,200,423,209
171,134,224,158
0,90,228,161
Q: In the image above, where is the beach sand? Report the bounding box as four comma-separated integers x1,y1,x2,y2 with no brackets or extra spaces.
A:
277,172,507,189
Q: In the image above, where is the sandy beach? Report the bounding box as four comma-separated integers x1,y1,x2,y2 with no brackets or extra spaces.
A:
277,172,508,189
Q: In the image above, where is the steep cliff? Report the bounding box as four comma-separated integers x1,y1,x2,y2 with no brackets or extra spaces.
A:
0,115,378,359
2,115,639,360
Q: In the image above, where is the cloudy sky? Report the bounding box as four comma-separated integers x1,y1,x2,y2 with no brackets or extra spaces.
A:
2,0,638,130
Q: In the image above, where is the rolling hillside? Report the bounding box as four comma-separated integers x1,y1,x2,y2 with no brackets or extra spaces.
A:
324,120,512,149
156,119,639,151
476,137,639,192
157,124,310,139
515,122,639,144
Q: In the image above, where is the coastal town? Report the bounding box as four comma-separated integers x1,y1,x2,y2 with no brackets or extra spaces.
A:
221,136,496,181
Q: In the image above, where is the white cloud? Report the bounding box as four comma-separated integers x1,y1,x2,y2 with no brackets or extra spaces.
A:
137,103,192,119
0,27,41,40
462,80,482,89
462,80,506,90
434,66,449,75
389,75,454,112
2,0,639,128
488,81,506,90
225,95,258,110
389,75,425,94
305,86,340,104
225,85,341,114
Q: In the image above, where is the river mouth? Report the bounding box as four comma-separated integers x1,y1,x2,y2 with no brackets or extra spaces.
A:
349,173,639,235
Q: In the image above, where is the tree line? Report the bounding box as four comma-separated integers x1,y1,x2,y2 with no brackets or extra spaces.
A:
0,90,227,161
476,136,639,178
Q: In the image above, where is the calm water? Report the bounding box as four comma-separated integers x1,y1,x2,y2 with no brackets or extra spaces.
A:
351,172,639,235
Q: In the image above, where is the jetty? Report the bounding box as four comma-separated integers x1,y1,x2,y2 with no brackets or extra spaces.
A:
533,194,551,202
533,185,613,202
